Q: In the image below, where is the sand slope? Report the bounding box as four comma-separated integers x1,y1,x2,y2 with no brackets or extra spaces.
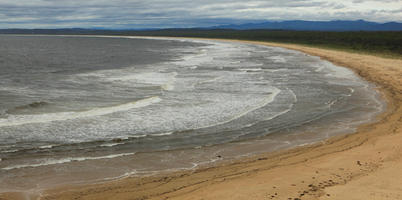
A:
2,40,401,200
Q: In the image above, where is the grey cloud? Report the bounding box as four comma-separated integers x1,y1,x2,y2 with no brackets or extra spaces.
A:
0,0,400,28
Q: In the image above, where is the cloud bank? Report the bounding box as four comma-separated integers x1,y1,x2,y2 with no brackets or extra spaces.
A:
0,0,401,28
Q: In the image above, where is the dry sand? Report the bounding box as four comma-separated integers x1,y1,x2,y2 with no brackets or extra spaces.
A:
1,40,401,200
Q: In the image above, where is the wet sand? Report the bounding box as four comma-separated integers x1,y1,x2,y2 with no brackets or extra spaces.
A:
2,39,401,200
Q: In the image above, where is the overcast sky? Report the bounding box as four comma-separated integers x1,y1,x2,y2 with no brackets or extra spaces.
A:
0,0,401,29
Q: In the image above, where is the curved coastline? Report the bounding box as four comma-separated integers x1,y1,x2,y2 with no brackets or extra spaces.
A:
2,38,401,200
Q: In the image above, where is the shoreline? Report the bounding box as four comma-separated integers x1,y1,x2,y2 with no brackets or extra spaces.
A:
2,39,401,200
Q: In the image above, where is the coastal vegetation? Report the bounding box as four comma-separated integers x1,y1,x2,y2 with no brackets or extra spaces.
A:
2,29,401,57
131,29,402,58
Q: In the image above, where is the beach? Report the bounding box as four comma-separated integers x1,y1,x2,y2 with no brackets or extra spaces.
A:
1,39,401,200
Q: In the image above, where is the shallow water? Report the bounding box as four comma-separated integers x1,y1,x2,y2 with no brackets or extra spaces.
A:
0,35,384,193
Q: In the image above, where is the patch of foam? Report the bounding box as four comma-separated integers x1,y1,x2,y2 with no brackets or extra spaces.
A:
108,72,177,91
0,96,161,127
2,152,136,170
195,87,281,130
238,68,263,72
1,149,19,153
101,170,139,181
171,40,264,72
39,145,54,149
151,132,173,137
194,76,224,86
264,88,297,121
269,56,286,63
100,143,125,147
317,60,357,79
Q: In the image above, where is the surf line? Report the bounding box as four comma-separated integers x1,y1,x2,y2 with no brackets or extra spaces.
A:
193,87,281,130
2,152,136,170
0,96,161,127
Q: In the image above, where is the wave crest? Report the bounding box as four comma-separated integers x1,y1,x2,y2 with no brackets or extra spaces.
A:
0,96,161,127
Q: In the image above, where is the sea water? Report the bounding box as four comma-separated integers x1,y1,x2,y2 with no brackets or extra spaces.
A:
0,35,384,193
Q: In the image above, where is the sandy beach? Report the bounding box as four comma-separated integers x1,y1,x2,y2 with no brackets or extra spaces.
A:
2,39,401,200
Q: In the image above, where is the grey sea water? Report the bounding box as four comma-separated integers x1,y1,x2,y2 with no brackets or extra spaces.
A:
0,35,384,193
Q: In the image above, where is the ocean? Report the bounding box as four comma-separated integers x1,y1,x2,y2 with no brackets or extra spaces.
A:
0,35,384,193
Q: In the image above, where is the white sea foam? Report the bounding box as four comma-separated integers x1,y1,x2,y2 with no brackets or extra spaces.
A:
232,89,297,139
131,134,147,138
238,68,263,72
0,96,161,127
194,76,224,86
318,60,357,79
194,87,281,130
39,145,56,149
2,152,136,170
264,89,297,121
100,143,125,147
0,36,383,147
0,36,387,195
326,99,338,108
102,171,139,181
108,72,178,91
269,56,287,63
151,132,174,137
1,149,19,153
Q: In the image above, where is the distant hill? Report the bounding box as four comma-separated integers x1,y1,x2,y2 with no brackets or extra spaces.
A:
208,20,402,31
0,20,401,34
